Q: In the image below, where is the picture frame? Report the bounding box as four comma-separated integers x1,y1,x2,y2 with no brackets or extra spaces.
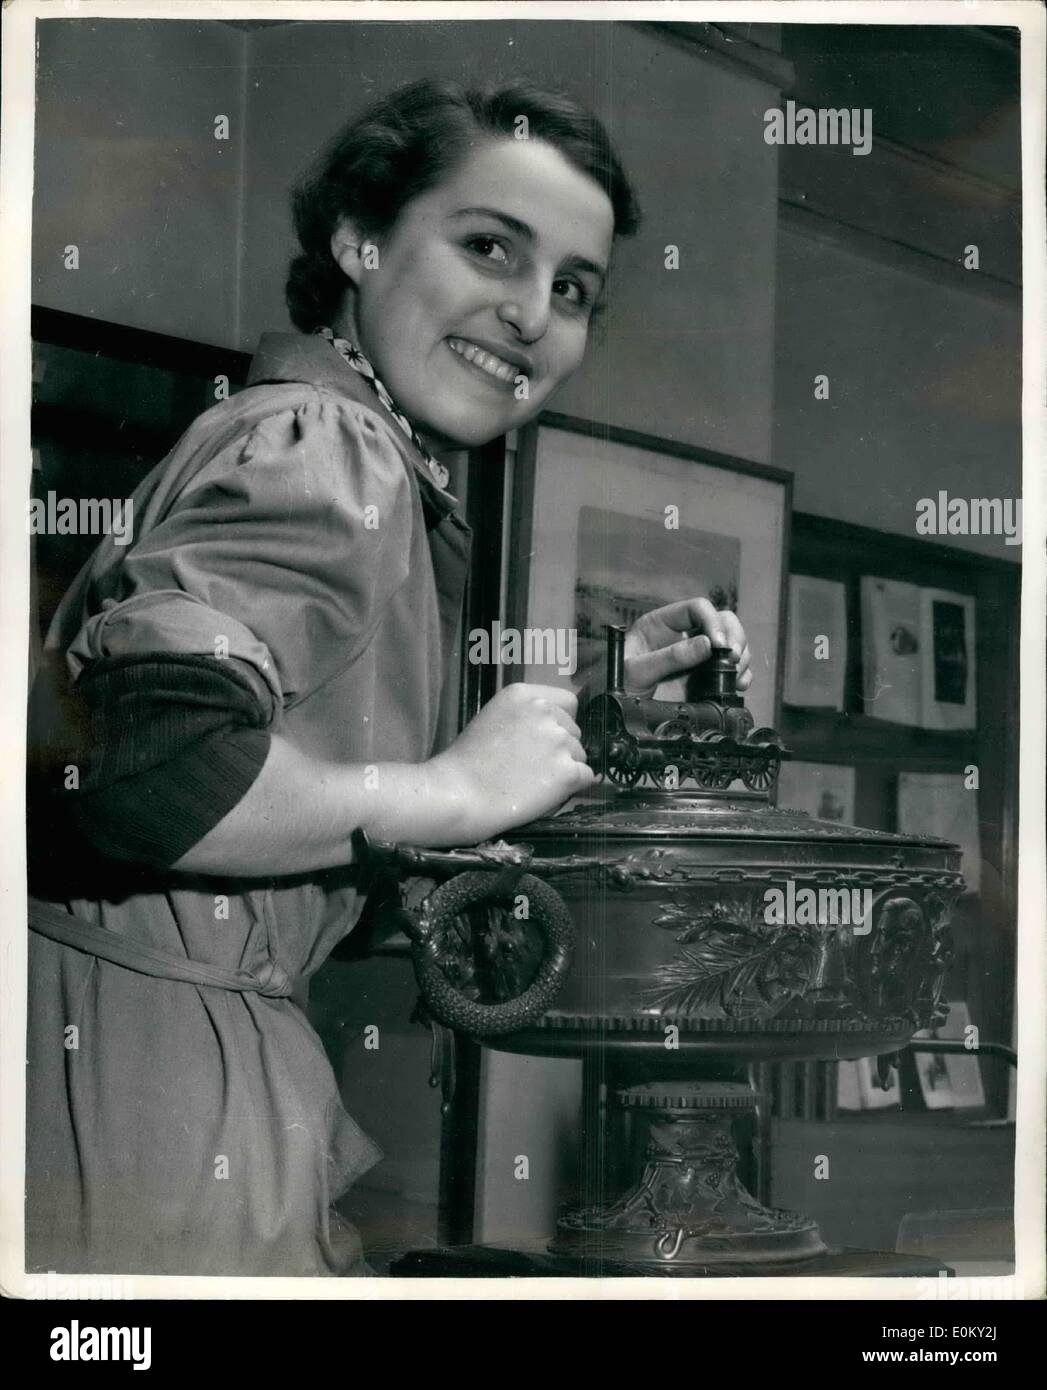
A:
859,575,977,730
897,770,982,896
912,1002,987,1110
912,1046,957,1110
859,575,923,726
919,586,977,731
783,574,847,710
776,760,857,826
506,413,792,731
837,1056,902,1112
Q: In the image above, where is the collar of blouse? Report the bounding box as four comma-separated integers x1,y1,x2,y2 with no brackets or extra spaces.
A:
246,331,461,525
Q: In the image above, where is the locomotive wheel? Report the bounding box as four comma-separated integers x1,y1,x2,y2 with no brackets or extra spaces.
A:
691,730,734,789
742,759,779,792
652,718,689,788
605,711,642,786
591,703,638,785
608,763,641,789
695,764,735,790
583,701,620,775
742,729,784,791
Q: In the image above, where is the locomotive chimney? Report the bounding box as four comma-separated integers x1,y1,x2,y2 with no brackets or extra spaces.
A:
687,645,740,704
606,624,626,694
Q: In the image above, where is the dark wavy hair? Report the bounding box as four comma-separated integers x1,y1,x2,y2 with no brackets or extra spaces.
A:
286,78,641,333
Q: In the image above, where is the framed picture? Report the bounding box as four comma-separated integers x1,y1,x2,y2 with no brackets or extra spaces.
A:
859,575,976,729
777,760,856,826
859,576,923,726
919,586,977,731
837,1057,901,1112
913,1046,957,1110
783,574,847,709
897,771,981,895
912,1002,986,1110
507,414,792,732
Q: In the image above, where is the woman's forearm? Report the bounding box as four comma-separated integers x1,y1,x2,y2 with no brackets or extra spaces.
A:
172,681,594,878
171,733,473,877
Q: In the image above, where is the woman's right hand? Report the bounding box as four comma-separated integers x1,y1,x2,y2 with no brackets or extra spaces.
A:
428,682,595,843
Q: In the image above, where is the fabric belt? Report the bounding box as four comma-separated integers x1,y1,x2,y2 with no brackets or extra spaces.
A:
28,898,293,998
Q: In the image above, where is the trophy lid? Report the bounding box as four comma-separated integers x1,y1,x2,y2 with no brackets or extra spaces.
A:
521,785,961,853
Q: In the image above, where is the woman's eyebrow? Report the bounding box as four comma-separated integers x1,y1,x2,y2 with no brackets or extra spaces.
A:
449,206,607,284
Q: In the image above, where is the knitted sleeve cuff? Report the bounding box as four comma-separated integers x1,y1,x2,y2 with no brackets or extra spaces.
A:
78,726,272,868
72,653,276,869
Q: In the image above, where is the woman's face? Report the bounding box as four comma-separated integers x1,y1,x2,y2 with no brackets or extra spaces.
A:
331,137,616,449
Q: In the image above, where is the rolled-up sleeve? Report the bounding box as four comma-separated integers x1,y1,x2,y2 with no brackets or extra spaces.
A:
64,395,415,867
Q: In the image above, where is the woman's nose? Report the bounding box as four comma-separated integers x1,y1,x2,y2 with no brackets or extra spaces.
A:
497,285,550,343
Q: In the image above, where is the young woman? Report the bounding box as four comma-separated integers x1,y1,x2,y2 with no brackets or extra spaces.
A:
26,79,752,1276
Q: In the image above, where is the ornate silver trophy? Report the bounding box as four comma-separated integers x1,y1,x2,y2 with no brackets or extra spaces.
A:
358,626,962,1271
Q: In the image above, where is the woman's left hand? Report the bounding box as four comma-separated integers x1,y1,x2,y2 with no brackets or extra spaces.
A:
623,597,752,699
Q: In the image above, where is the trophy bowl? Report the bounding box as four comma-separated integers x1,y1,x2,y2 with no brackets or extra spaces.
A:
361,627,963,1269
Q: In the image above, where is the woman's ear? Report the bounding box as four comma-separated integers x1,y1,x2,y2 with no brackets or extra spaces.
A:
330,218,368,288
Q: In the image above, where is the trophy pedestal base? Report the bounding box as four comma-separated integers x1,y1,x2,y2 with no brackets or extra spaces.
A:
389,1242,953,1279
550,1082,827,1267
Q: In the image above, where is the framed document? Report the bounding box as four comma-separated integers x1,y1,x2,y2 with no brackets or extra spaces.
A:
783,575,847,709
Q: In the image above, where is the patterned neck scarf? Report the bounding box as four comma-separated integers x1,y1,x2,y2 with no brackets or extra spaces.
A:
315,326,451,491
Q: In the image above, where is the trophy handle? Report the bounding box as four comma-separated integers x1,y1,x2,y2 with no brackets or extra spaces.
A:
411,870,574,1037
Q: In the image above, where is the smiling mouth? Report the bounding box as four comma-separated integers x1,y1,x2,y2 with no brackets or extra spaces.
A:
446,337,525,389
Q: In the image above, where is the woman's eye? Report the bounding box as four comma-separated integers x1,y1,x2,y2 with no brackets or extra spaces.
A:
553,278,592,310
464,235,510,265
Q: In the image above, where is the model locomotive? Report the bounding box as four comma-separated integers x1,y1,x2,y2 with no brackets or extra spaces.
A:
580,624,791,792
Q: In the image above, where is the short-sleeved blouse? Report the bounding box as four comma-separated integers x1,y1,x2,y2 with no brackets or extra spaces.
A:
25,332,471,1275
